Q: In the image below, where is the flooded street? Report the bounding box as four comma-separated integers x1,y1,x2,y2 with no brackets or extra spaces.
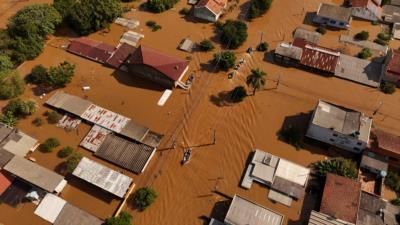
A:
1,0,400,224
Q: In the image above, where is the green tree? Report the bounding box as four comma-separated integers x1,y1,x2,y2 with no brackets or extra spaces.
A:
213,51,236,70
357,48,372,59
385,171,400,192
47,61,75,88
0,70,25,100
355,31,369,40
133,187,158,210
45,111,62,124
3,98,37,118
68,0,122,35
28,64,48,84
230,86,247,103
0,112,17,127
65,152,83,173
248,0,272,19
256,42,268,52
380,81,396,94
0,55,13,72
7,4,62,38
105,212,133,225
220,20,248,49
199,39,215,52
53,0,77,19
9,36,45,63
313,157,358,179
147,0,179,13
40,137,60,153
57,146,73,158
246,68,266,95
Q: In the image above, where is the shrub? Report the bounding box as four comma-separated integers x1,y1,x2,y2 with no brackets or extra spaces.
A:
380,81,396,94
374,38,388,46
279,124,302,149
391,198,400,206
179,7,190,15
67,0,122,35
151,24,162,31
133,187,158,210
47,61,75,88
316,26,326,35
0,55,13,72
105,211,133,225
146,20,156,27
65,152,83,173
3,98,37,118
220,20,248,49
357,48,372,59
57,146,73,158
199,39,214,51
0,70,25,100
28,65,48,84
32,117,43,127
230,86,247,102
46,111,62,124
248,0,273,19
0,112,17,127
385,171,400,192
355,31,369,40
40,137,60,153
256,42,268,52
147,0,179,13
378,32,391,41
213,51,237,70
313,157,358,179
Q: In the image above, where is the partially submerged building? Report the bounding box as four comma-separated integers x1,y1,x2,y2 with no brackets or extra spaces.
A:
0,123,39,157
210,195,284,225
382,49,400,85
241,149,310,206
67,38,115,64
125,45,190,89
34,193,103,225
350,0,382,22
368,128,400,168
320,174,361,224
306,100,372,153
72,157,133,198
193,0,227,22
3,156,67,193
293,27,322,44
313,3,352,29
46,91,161,173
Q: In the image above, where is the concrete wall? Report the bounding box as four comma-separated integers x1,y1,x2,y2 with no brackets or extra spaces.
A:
127,64,174,88
194,7,218,22
306,123,366,153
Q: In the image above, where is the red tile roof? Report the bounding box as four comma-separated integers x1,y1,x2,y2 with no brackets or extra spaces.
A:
126,45,189,81
106,43,136,69
352,0,381,7
369,129,400,155
67,38,115,64
0,170,14,195
320,173,361,224
386,49,400,77
293,38,340,73
196,0,227,15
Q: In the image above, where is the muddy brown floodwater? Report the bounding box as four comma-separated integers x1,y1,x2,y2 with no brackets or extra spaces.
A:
1,0,400,225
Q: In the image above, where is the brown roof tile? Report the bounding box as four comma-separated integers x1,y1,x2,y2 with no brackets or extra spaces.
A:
196,0,226,15
369,129,400,155
106,43,136,69
320,173,361,224
67,38,115,63
386,49,400,77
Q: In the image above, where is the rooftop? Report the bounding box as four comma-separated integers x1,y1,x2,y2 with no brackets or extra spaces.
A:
0,149,14,168
275,42,303,60
274,158,310,186
54,203,103,225
311,100,372,142
369,129,400,155
316,3,352,22
361,151,388,172
320,173,361,224
106,43,136,69
67,38,115,64
94,134,156,173
45,91,92,117
225,195,284,225
72,157,133,198
0,170,14,195
386,49,400,76
293,28,321,44
293,39,340,73
126,45,189,81
357,191,386,225
196,0,226,15
4,156,66,193
308,210,354,225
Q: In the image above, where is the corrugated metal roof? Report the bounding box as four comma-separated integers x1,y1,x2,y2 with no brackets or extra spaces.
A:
67,38,115,64
34,193,66,223
46,91,92,117
317,3,352,22
4,156,65,192
95,134,156,173
54,203,103,225
308,210,354,225
0,150,14,168
106,43,136,69
72,157,133,198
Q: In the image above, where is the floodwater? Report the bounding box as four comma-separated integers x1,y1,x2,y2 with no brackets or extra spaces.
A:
1,0,400,224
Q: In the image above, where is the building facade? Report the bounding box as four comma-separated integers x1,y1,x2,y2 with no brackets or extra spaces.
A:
313,3,352,29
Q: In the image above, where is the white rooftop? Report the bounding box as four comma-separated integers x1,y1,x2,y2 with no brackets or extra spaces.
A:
275,159,310,186
34,193,66,223
72,157,133,198
250,149,279,184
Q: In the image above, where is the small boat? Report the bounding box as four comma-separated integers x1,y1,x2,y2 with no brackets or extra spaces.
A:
181,148,192,165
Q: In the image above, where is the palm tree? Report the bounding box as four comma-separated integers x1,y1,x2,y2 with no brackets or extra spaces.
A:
246,68,266,95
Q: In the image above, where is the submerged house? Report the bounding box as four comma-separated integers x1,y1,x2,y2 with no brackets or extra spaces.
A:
125,45,190,89
382,49,400,85
313,3,352,29
350,0,382,22
306,100,372,153
193,0,227,22
368,129,400,168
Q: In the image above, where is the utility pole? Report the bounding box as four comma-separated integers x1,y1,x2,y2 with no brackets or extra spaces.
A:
213,129,216,145
373,101,383,116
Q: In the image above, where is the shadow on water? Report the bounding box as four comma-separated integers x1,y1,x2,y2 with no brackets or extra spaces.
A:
111,70,165,92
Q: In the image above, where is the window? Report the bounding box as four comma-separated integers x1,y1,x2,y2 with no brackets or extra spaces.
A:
339,22,344,26
357,142,362,146
329,20,336,24
332,133,338,137
329,138,335,142
353,147,360,152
